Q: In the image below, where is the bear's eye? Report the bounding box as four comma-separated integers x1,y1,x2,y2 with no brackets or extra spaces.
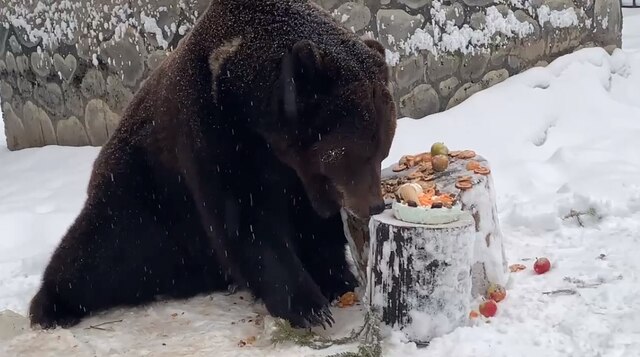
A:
320,147,346,164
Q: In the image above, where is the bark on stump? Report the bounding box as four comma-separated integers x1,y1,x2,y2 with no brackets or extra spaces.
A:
366,210,475,343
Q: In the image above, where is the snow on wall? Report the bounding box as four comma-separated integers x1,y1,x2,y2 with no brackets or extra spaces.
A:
0,0,623,150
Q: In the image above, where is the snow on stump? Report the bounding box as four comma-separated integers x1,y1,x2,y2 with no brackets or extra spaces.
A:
366,210,475,343
342,149,509,339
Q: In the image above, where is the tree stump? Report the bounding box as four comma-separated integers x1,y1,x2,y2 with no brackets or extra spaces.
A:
366,210,475,343
342,151,509,299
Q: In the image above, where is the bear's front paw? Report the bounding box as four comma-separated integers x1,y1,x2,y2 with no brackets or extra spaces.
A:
284,295,335,329
264,283,335,329
318,268,359,303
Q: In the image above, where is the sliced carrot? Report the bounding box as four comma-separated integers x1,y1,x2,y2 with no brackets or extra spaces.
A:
456,180,473,190
466,160,481,170
392,164,407,172
474,166,491,175
460,150,477,159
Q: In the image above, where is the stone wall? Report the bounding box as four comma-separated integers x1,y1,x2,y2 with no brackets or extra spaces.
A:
0,0,622,150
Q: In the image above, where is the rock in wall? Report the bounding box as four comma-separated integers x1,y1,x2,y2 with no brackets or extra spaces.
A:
0,0,622,150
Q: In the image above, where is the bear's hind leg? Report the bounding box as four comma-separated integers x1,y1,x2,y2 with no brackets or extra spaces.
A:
29,189,186,329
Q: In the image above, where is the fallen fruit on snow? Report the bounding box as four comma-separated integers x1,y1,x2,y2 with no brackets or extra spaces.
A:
238,335,256,347
509,263,527,272
479,300,498,318
337,291,358,308
469,310,480,319
486,283,507,303
534,257,551,274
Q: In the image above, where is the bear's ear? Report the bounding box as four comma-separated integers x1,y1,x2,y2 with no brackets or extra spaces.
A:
363,39,386,58
208,37,242,102
277,40,332,127
290,40,331,93
292,40,324,77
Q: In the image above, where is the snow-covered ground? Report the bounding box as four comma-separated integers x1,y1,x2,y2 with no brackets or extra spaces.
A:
623,8,640,50
1,11,640,357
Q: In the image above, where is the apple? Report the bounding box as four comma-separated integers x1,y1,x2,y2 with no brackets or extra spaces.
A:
533,257,551,274
430,142,449,156
486,283,506,303
431,154,449,172
479,300,498,318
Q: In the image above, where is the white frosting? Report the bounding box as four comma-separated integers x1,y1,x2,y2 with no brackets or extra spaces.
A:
392,201,463,225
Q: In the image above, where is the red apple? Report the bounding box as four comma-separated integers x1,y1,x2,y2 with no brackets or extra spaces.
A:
534,257,551,274
486,283,507,303
479,300,498,318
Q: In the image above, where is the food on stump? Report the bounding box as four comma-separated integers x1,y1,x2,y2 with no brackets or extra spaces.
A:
417,181,436,191
466,160,481,171
402,155,417,168
455,179,473,190
431,155,449,172
479,300,498,318
430,142,450,156
533,257,551,274
486,283,507,303
392,182,462,224
397,183,423,203
408,171,424,179
459,150,476,159
416,152,432,163
382,145,492,205
419,161,433,173
396,184,457,210
474,166,491,175
392,164,407,172
336,291,358,308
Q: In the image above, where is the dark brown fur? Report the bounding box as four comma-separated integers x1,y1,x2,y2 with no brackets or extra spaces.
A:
29,0,396,329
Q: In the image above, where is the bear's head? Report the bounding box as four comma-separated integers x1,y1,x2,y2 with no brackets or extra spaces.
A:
211,37,396,219
271,39,396,219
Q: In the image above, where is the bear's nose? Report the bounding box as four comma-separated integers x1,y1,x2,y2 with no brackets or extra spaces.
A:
369,202,386,216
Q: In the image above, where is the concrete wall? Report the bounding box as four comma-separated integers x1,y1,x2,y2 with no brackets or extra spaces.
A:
0,0,622,150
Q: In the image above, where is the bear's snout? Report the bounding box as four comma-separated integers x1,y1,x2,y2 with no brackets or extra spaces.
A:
369,202,386,216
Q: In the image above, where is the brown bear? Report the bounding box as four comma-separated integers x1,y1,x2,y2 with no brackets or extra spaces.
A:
28,0,396,329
